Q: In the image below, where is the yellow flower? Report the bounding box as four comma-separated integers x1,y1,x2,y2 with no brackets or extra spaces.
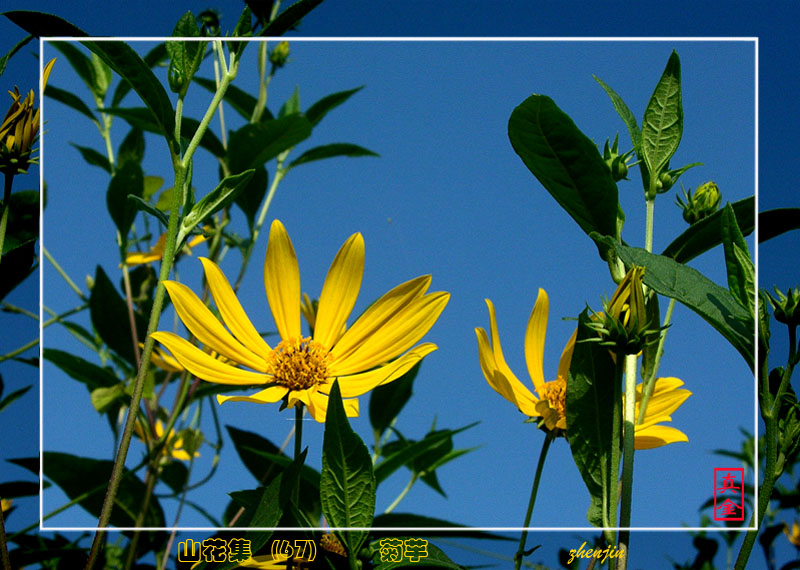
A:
228,555,313,569
134,419,200,462
0,58,56,175
126,231,208,266
476,288,691,448
1,498,11,514
476,289,575,434
152,219,449,422
784,520,800,548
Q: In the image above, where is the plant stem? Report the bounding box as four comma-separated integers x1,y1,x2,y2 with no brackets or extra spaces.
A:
644,197,655,253
0,500,11,570
42,246,87,300
0,173,14,267
616,354,638,570
384,474,417,515
637,298,676,423
606,356,624,545
122,465,158,570
514,433,553,570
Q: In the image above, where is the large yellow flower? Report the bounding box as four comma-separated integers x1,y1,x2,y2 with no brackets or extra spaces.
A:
476,288,691,448
152,219,449,422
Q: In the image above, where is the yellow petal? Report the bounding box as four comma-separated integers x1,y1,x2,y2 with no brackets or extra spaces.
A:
164,280,268,372
304,389,360,422
41,58,56,93
330,291,449,375
151,331,270,385
634,424,688,450
217,385,289,405
476,327,539,416
484,299,536,394
523,289,549,392
330,275,431,361
200,257,273,357
264,220,301,340
555,328,578,381
149,344,185,373
314,232,364,349
333,343,437,398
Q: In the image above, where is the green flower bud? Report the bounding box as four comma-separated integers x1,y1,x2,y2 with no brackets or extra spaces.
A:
768,286,800,327
656,171,674,193
675,181,722,224
602,134,635,182
198,9,221,36
269,41,291,68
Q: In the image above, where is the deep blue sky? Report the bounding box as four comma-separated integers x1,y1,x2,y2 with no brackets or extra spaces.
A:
2,1,799,568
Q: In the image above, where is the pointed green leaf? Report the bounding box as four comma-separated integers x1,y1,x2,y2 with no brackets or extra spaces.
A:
70,143,111,172
371,539,465,570
289,143,379,169
369,361,420,440
306,86,364,127
45,84,97,123
606,240,754,371
259,0,324,37
89,265,147,365
42,451,165,527
662,196,754,263
566,311,618,527
759,208,800,244
49,42,99,99
321,380,375,553
0,34,33,78
278,86,301,118
43,349,121,392
79,40,176,150
508,94,619,254
110,43,168,108
179,170,255,243
641,50,683,178
233,166,268,230
165,12,204,94
593,75,641,153
722,203,753,312
117,127,145,166
227,114,312,173
3,10,87,38
0,385,31,413
106,159,144,237
127,195,170,228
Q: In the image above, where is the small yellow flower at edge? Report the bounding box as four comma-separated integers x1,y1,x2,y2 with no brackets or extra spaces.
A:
134,419,199,462
784,520,800,548
125,231,208,267
476,288,691,448
152,219,450,422
1,498,11,514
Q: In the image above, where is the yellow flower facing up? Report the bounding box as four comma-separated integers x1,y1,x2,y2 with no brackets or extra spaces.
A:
134,419,200,462
476,288,691,448
152,219,449,422
0,58,56,175
125,231,208,267
476,289,575,435
784,520,800,549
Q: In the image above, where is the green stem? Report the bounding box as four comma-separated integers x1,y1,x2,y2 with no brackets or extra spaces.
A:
616,354,638,570
0,173,14,267
514,433,553,570
1,302,39,320
384,474,417,515
122,465,158,570
637,298,676,424
43,245,87,300
644,197,655,253
606,355,624,545
0,499,11,570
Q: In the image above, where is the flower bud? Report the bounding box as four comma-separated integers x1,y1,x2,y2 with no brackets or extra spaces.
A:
269,41,290,68
656,171,674,193
768,286,800,327
675,181,722,224
602,135,634,182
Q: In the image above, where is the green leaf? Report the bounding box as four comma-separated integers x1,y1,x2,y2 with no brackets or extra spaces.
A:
759,208,800,243
661,196,754,263
49,42,101,100
289,143,379,169
127,195,170,228
565,311,617,527
79,40,177,150
3,10,87,38
103,107,225,158
721,203,753,312
110,43,168,108
160,461,189,495
165,12,204,94
279,86,301,118
508,94,619,255
42,451,165,527
90,383,125,414
0,385,31,412
117,127,145,166
106,160,144,237
178,170,255,244
593,75,641,154
372,513,512,540
259,0,324,37
45,84,97,123
194,77,271,122
70,143,111,173
89,265,147,365
0,34,33,78
641,50,683,178
369,362,420,440
606,239,754,371
321,380,375,554
0,480,43,499
233,165,268,230
306,86,363,127
0,191,38,301
227,114,312,173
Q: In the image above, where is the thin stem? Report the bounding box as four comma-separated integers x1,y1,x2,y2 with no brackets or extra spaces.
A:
606,355,624,545
0,337,38,362
250,42,269,123
120,262,141,367
0,173,14,267
384,474,417,515
2,302,40,320
122,465,158,570
616,354,638,570
637,298,676,424
0,500,11,570
514,433,553,570
644,197,655,253
43,245,87,300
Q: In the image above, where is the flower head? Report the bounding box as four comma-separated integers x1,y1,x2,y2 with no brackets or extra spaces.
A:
133,419,200,462
476,288,691,447
591,266,657,355
152,220,449,422
1,498,11,514
785,520,800,549
0,58,56,175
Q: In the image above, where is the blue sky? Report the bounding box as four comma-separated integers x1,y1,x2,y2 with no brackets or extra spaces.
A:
1,1,799,568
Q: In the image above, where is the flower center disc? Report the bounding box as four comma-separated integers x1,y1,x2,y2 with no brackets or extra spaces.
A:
267,336,332,391
541,377,567,419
